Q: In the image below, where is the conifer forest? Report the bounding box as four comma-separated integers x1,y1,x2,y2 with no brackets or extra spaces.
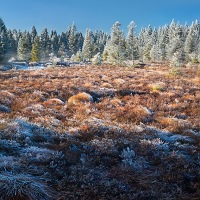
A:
0,18,200,199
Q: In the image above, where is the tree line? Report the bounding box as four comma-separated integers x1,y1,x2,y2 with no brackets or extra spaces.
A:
0,18,200,66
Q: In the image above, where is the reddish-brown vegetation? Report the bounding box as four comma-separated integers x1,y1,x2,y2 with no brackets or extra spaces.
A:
0,64,199,199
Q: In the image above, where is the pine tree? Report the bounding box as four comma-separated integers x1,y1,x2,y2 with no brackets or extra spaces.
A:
40,28,51,61
98,31,108,54
157,25,169,61
184,22,199,63
17,32,32,61
31,36,41,61
82,29,94,61
170,49,185,67
143,25,153,62
92,52,102,65
138,28,145,62
102,40,109,62
7,30,17,59
92,30,107,56
197,43,200,63
75,32,84,52
166,20,185,62
92,30,99,55
70,54,76,62
75,49,83,62
126,21,138,64
59,32,68,47
50,30,59,55
150,44,160,62
0,18,8,63
30,26,37,44
106,21,126,65
68,22,76,56
58,42,68,61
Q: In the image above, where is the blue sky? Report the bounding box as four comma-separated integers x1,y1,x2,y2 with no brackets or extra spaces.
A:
1,0,200,34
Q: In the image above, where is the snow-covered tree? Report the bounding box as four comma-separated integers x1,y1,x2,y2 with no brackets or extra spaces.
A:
7,30,18,59
1,16,200,67
150,44,160,62
68,22,77,56
59,32,68,50
167,20,185,62
102,40,109,62
58,42,69,61
126,21,138,64
197,43,200,63
0,18,9,63
157,25,169,61
75,49,83,62
30,26,37,44
50,30,59,55
92,52,102,65
106,21,126,65
75,32,84,52
40,28,51,61
184,22,199,63
142,25,153,62
70,54,76,62
82,29,94,61
17,32,32,60
170,49,185,68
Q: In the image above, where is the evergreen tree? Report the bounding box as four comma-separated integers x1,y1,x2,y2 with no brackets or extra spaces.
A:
75,49,83,62
166,20,185,61
92,30,107,55
102,40,109,62
66,26,71,41
75,32,84,52
7,30,18,59
58,42,68,60
59,32,68,50
40,28,51,60
184,22,199,63
92,31,99,55
150,44,160,62
0,18,8,63
98,31,108,54
143,25,153,62
82,29,94,61
50,30,59,55
197,43,200,63
138,28,146,62
169,49,185,76
70,54,76,62
31,36,41,61
170,49,185,67
30,26,37,44
1,17,200,66
157,25,169,61
68,22,77,56
17,32,32,60
126,21,138,64
106,21,126,65
92,52,102,65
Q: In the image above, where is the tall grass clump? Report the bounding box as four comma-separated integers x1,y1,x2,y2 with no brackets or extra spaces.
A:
0,173,56,200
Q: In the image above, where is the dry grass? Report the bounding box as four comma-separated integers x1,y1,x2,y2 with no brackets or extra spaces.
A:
0,64,199,199
67,92,94,108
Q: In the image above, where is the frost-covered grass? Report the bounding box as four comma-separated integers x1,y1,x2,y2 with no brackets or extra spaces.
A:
0,64,199,199
0,173,55,200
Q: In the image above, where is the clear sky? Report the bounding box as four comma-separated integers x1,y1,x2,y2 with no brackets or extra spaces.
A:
1,0,200,34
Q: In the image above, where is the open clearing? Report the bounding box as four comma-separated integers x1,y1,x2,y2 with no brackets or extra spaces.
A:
0,64,199,199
